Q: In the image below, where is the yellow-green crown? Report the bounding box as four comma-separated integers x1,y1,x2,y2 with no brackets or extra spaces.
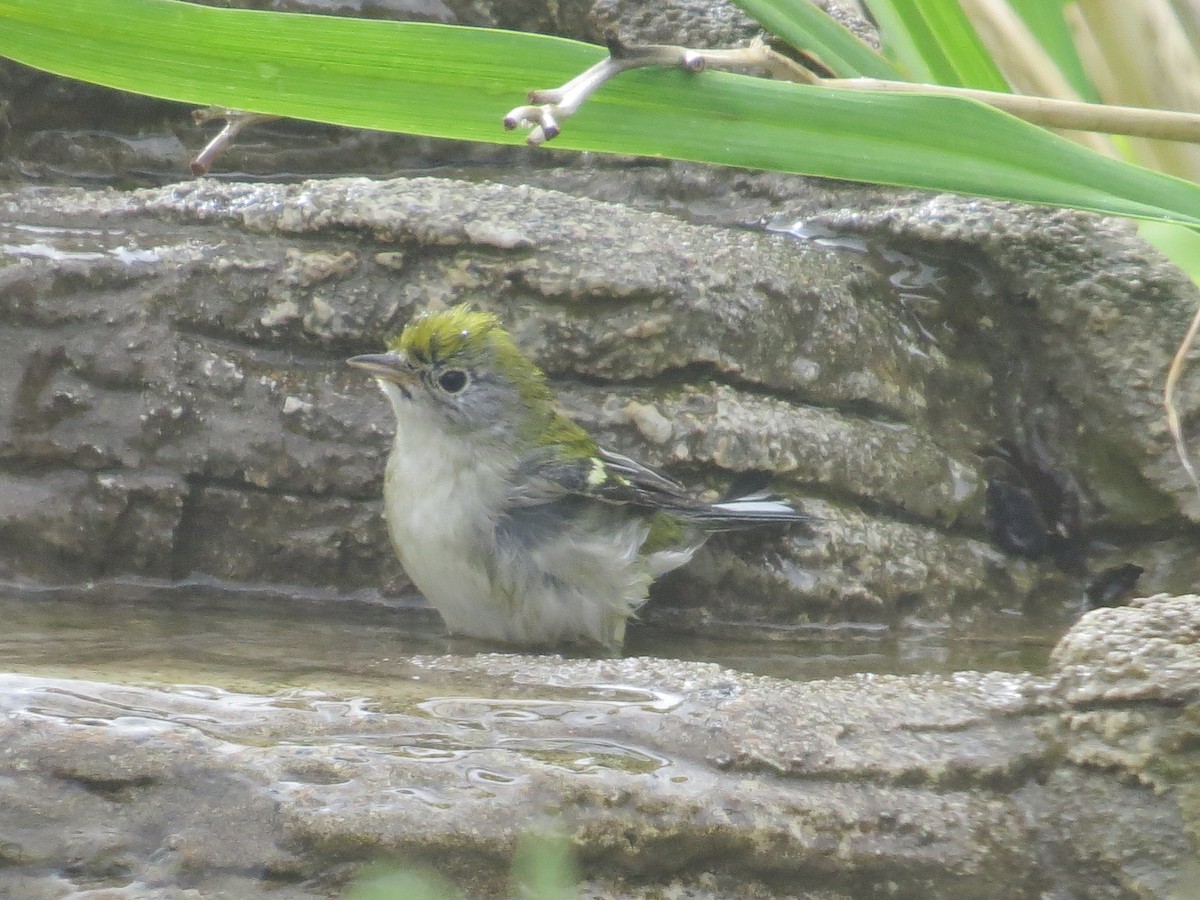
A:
390,305,506,365
387,304,595,455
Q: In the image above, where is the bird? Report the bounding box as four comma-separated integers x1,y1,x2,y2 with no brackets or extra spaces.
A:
347,304,811,651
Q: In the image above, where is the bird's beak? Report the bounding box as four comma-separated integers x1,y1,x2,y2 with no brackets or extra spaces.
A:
347,351,417,397
347,351,404,378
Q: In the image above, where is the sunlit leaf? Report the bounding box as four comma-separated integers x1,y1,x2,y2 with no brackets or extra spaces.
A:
864,0,1010,90
731,0,900,78
1140,221,1200,284
1004,0,1099,101
2,0,1200,229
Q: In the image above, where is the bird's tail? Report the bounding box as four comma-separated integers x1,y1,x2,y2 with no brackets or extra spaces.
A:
695,490,815,530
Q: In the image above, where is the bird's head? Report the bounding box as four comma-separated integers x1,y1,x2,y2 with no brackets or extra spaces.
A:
347,305,555,446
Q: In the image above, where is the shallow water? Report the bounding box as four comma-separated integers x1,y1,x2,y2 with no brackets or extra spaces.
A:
0,580,1062,900
0,578,1053,691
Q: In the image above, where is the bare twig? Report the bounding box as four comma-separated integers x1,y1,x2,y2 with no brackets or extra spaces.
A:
825,78,1200,142
949,0,1116,157
190,108,278,175
503,36,815,145
503,34,1200,147
1067,0,1200,179
1164,298,1200,499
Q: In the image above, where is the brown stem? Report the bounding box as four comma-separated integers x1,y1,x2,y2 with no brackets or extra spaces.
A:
829,78,1200,142
503,36,1200,147
503,38,815,145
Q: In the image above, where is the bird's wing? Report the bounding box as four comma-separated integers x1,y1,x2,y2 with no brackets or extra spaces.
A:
506,446,812,536
505,445,694,511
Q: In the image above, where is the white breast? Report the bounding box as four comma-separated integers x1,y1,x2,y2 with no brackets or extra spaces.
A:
376,383,510,636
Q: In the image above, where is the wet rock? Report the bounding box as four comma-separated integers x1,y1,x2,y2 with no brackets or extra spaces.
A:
0,594,1194,898
0,469,186,580
803,196,1200,524
0,177,976,624
179,484,394,588
1032,594,1200,898
1049,593,1199,707
1,175,1197,630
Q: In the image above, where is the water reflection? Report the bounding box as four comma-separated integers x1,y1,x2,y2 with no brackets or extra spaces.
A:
0,577,1052,691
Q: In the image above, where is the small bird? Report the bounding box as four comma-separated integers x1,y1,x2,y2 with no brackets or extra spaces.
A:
347,305,811,651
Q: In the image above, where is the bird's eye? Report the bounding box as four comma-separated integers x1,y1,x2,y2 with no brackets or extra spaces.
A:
437,368,469,394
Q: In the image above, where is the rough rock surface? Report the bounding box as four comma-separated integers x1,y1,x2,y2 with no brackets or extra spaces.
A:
808,196,1200,522
0,594,1195,898
3,0,1198,897
2,175,1198,631
4,0,1199,629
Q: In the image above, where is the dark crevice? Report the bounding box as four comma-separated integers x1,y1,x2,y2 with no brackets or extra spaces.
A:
721,747,1055,794
56,772,159,801
1061,697,1195,714
167,316,351,359
168,476,202,581
97,495,136,579
550,362,911,427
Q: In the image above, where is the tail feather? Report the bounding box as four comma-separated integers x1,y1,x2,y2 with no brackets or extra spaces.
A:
693,490,814,530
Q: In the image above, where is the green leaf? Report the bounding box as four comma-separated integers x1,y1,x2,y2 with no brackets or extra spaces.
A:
864,0,1010,90
859,3,936,82
730,0,901,78
3,0,1200,229
510,831,580,900
0,0,603,143
1139,221,1200,285
1005,0,1099,101
349,868,460,900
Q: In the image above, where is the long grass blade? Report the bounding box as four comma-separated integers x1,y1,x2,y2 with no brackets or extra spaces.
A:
731,0,900,78
3,0,1200,227
864,0,1010,90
